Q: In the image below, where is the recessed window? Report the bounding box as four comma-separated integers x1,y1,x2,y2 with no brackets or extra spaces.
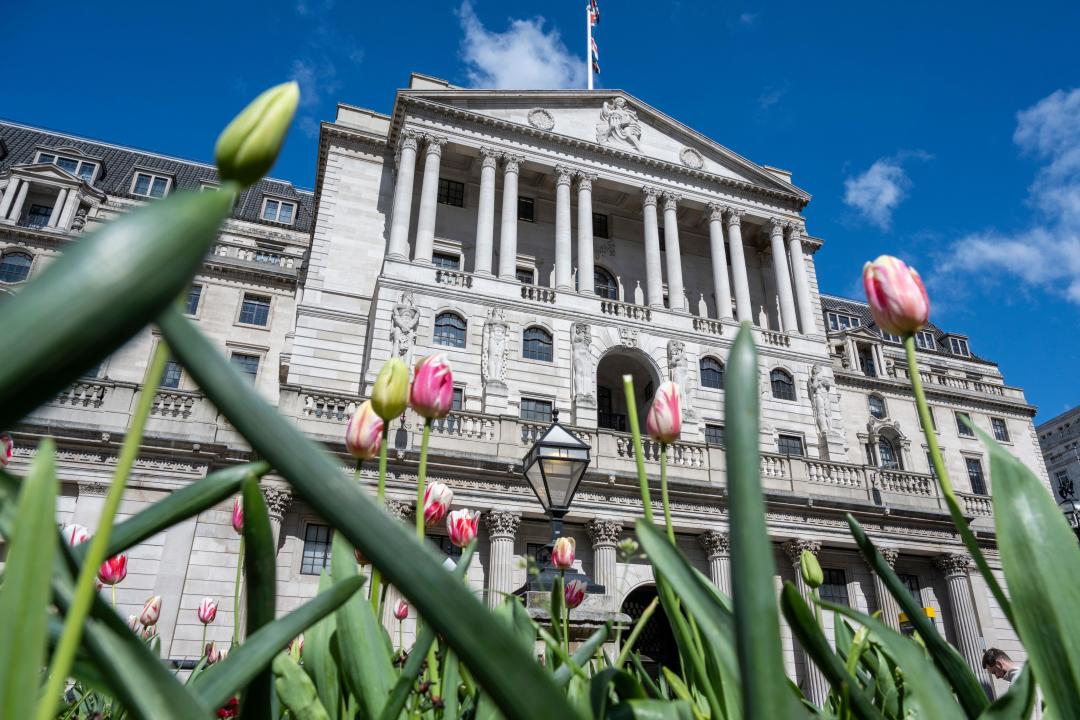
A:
592,212,609,239
594,267,618,300
238,293,271,326
881,330,903,343
451,387,464,412
434,312,467,348
777,433,804,456
827,312,861,332
926,451,938,479
897,573,921,604
427,533,463,559
161,359,183,389
991,417,1010,443
928,406,937,431
949,337,970,357
819,568,849,607
185,285,202,316
520,397,553,423
437,178,465,207
868,394,887,419
518,196,535,222
300,523,332,575
878,438,900,469
1056,469,1070,489
230,352,260,380
261,198,297,225
915,331,936,351
432,252,461,270
700,357,725,390
522,327,553,362
0,252,33,283
770,369,796,401
130,172,170,199
705,424,725,447
956,412,974,437
966,457,987,495
26,204,52,228
36,151,97,182
516,266,535,285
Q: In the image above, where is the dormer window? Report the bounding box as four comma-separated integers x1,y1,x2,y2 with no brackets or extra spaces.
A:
35,151,98,182
261,197,296,225
949,337,970,357
130,171,171,199
827,312,861,332
915,330,936,350
880,330,902,344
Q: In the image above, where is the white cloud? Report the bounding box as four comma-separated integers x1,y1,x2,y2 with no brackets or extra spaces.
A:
458,1,585,89
739,11,759,25
843,158,911,230
758,84,786,110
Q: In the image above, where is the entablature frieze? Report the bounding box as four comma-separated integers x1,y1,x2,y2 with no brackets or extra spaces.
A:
832,369,1037,417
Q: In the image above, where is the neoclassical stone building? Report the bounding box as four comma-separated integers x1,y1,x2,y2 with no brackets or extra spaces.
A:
0,74,1051,701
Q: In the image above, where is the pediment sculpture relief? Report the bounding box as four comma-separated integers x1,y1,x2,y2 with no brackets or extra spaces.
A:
596,97,642,151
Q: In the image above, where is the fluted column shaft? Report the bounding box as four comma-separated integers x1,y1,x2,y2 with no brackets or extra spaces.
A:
497,155,523,279
871,547,902,630
642,187,664,307
787,224,815,334
48,188,68,227
0,178,20,219
706,204,733,320
58,188,80,228
769,219,798,332
935,554,995,694
412,136,445,264
473,148,499,276
662,193,686,311
485,511,521,608
554,165,574,290
387,132,420,260
576,173,596,294
699,530,731,595
587,519,621,608
784,539,829,707
724,209,752,321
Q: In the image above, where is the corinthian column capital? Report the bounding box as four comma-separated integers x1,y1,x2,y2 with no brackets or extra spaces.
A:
480,146,500,169
782,538,821,566
767,217,785,237
261,482,293,523
586,518,622,547
554,164,575,186
502,153,525,174
576,171,598,191
398,130,421,152
933,552,972,577
706,202,725,222
723,207,744,226
641,185,660,206
662,192,681,211
423,134,447,156
484,510,521,540
699,529,730,558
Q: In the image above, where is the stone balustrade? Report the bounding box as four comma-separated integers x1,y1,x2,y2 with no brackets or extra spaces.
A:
876,469,935,496
957,491,993,517
55,380,108,408
614,436,707,468
520,285,556,303
431,412,496,441
211,243,299,271
151,391,199,418
805,458,867,488
759,330,791,347
302,394,359,422
897,366,1024,400
600,298,652,322
435,268,473,288
692,317,724,335
760,452,791,480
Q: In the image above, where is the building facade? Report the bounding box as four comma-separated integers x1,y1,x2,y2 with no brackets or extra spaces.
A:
1037,405,1080,530
0,74,1052,701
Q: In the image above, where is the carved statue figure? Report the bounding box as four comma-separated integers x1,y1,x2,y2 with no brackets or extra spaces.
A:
572,323,594,401
596,97,642,150
390,292,419,363
482,307,509,387
809,365,834,439
667,340,694,417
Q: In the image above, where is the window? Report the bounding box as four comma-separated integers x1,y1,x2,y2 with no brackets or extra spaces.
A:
238,294,271,326
777,434,804,456
868,395,887,419
827,312,861,332
956,412,974,437
261,198,297,225
437,178,465,207
770,369,796,401
518,196,535,222
516,267,535,285
185,285,202,315
592,212,609,239
705,424,725,447
522,327,553,362
130,172,170,198
36,151,97,182
966,457,987,495
434,312,467,348
0,252,33,283
161,360,183,389
700,357,725,390
857,344,877,377
915,331,936,350
819,568,850,607
991,417,1010,443
428,533,463,559
520,397,553,422
300,524,333,575
451,387,464,411
881,330,903,344
949,337,970,357
230,352,260,380
928,406,937,431
594,266,618,300
878,438,900,469
926,452,938,478
432,252,461,270
897,573,921,604
26,204,52,228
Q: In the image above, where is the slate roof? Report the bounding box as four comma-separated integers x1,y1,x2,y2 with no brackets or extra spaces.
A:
0,120,315,233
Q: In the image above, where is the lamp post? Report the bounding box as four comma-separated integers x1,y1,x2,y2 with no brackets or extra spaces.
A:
1058,472,1080,543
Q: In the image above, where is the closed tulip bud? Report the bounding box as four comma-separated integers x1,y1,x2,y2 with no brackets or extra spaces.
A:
345,400,384,460
394,600,409,621
616,538,639,559
98,554,128,585
862,255,930,336
63,523,90,547
128,614,140,632
372,358,410,421
140,595,162,626
289,634,304,656
198,597,218,625
645,381,682,444
215,82,300,188
423,482,454,527
564,579,587,610
231,496,243,534
446,509,480,548
800,550,823,589
551,537,576,570
0,433,11,465
410,355,454,419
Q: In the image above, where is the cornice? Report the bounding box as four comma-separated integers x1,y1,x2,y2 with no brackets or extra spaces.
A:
832,369,1037,417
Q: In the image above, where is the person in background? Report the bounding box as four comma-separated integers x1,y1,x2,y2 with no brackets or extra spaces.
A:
982,648,1020,683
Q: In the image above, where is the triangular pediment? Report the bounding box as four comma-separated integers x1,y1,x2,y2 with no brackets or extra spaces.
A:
9,162,83,184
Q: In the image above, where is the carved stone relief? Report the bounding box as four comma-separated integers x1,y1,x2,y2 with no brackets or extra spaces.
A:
572,323,594,401
527,108,555,130
482,306,509,389
679,147,704,169
596,97,642,150
390,292,419,365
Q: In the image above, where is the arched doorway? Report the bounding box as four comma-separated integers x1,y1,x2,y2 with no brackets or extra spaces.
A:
620,585,679,676
595,348,660,432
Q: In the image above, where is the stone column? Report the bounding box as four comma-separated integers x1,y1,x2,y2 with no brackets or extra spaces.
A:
473,147,499,276
783,539,829,707
485,511,521,608
262,481,294,552
934,553,994,693
48,188,68,227
587,519,622,606
576,172,596,294
662,193,686,311
382,500,415,628
412,135,446,265
706,204,733,320
58,188,80,229
387,131,420,260
699,530,731,595
0,178,20,219
870,546,902,630
769,219,798,333
641,187,664,307
724,209,752,322
5,179,30,223
554,165,574,290
497,154,523,279
786,223,815,334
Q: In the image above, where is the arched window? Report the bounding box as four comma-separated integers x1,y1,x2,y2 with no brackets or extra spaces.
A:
700,357,725,390
770,369,796,401
878,438,900,470
522,326,553,362
593,267,618,300
434,312,466,348
0,252,33,283
868,394,887,419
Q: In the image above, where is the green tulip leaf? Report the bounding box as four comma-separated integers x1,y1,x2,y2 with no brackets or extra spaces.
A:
273,652,331,720
240,475,278,718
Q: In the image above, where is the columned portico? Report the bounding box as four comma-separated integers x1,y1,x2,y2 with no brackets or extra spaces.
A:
662,193,686,311
576,172,596,294
769,219,798,333
472,147,499,276
554,165,574,290
783,539,829,707
724,208,752,322
412,134,445,265
787,224,816,334
497,154,523,280
705,204,733,320
387,131,420,260
641,187,664,307
934,553,995,694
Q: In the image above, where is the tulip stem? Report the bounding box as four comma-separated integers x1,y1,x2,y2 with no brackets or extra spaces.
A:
111,585,116,608
201,625,207,656
369,439,386,615
233,535,245,646
622,375,654,524
560,570,569,655
903,334,1014,627
415,418,432,542
36,339,170,720
659,444,675,544
398,620,403,653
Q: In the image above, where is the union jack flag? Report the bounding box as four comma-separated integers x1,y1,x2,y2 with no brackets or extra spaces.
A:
590,36,600,74
589,0,600,25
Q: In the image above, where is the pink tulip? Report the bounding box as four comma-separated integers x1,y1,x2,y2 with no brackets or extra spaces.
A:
394,600,409,621
410,355,454,419
63,524,90,547
140,595,162,626
231,497,243,534
645,381,682,444
198,597,218,624
862,255,930,336
142,625,159,641
551,537,576,570
423,482,454,527
128,614,140,632
289,634,304,656
206,642,221,664
345,399,384,460
98,554,127,585
564,579,587,609
0,433,12,465
446,509,480,548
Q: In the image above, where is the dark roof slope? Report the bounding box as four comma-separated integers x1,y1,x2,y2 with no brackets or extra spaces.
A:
0,121,315,234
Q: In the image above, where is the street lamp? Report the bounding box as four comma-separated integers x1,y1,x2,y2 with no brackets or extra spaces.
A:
1058,473,1080,543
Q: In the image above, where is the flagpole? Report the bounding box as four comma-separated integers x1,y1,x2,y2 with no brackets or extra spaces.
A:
586,2,593,90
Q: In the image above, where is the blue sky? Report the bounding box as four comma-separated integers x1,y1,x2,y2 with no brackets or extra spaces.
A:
3,1,1078,422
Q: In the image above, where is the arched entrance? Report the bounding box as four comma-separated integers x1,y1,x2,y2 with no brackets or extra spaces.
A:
595,348,660,432
620,585,679,676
